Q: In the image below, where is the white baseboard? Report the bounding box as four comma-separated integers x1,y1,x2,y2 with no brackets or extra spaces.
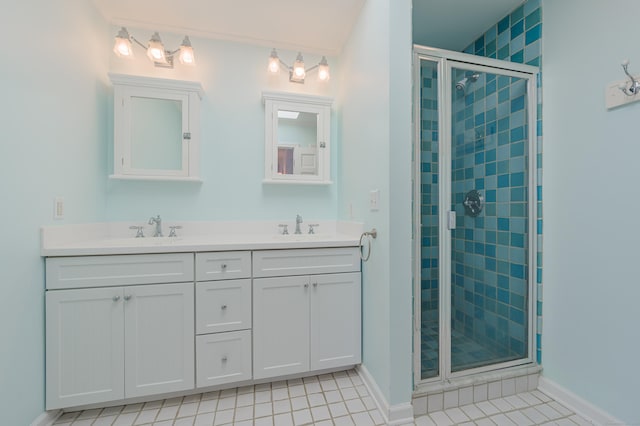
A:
356,365,414,425
31,410,62,426
538,377,624,426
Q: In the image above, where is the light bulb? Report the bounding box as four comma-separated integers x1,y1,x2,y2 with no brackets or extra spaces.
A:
113,27,133,58
268,49,280,73
147,32,167,64
291,52,306,82
318,56,330,81
179,36,195,65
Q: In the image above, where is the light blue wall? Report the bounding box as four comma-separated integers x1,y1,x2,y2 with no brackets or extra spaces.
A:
542,1,640,423
107,36,339,222
0,1,109,424
338,0,413,407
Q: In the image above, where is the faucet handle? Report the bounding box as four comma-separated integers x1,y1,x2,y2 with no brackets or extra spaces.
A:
168,225,182,238
129,226,144,238
278,224,289,235
308,224,319,234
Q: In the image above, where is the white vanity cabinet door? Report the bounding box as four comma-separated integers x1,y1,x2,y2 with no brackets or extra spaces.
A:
196,279,251,334
46,287,125,410
310,272,362,370
196,330,252,387
253,276,310,379
124,283,194,398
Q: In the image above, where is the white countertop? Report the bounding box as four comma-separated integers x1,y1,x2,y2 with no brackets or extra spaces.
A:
41,221,364,256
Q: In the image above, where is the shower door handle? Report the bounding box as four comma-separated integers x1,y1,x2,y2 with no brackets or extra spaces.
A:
447,211,456,230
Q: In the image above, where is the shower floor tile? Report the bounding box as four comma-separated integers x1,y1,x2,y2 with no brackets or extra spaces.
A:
421,322,519,379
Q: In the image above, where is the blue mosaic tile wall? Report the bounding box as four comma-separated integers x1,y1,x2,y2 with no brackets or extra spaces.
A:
461,0,543,365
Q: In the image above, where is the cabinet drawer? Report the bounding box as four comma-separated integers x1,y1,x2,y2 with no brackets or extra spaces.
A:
253,247,360,278
195,251,251,281
46,253,194,290
196,330,252,388
196,279,251,334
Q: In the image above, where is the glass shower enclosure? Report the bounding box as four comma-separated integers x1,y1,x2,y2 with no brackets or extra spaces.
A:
414,46,538,384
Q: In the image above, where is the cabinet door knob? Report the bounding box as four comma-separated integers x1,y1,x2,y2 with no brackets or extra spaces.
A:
124,295,131,301
313,282,318,287
221,356,228,362
112,295,120,302
221,304,227,310
221,264,228,270
304,283,309,288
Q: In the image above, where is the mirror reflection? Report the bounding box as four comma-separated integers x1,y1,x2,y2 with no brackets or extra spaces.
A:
276,110,318,175
131,97,183,171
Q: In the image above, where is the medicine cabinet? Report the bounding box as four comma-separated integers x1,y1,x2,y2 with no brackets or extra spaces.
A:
109,73,204,181
263,92,332,184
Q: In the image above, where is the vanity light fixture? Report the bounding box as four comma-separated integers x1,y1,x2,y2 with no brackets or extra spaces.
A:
268,49,330,83
113,27,196,68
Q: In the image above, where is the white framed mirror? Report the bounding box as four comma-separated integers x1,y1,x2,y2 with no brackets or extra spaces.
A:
263,91,332,184
109,73,204,181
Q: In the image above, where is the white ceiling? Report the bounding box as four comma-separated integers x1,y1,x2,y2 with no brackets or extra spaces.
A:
93,0,524,56
413,0,525,51
92,0,366,56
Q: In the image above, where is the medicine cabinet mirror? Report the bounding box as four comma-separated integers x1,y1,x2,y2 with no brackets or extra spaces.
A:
109,73,204,181
263,92,332,184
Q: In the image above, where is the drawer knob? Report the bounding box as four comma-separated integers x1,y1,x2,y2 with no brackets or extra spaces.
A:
221,304,227,310
221,264,228,269
221,356,228,362
112,296,120,302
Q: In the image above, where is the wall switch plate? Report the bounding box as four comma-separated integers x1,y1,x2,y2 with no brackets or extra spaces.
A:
370,189,380,211
54,197,64,220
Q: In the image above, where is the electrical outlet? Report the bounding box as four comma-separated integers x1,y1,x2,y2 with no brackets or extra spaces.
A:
370,189,380,211
54,197,64,220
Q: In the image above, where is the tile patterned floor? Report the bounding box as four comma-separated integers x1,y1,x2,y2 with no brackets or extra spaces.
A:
52,370,385,426
52,369,594,426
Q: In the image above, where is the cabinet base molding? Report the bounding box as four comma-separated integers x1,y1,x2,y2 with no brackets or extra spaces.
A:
54,366,359,413
356,365,415,426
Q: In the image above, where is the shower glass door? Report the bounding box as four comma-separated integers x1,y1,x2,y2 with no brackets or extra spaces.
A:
415,49,536,384
448,62,531,373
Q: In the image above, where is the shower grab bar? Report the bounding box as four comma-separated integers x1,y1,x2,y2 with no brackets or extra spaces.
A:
359,228,378,261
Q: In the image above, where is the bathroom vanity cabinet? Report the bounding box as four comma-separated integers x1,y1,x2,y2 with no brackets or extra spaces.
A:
252,248,361,379
45,254,195,410
44,245,361,411
194,251,253,387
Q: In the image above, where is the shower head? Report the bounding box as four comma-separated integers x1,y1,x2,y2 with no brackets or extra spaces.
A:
455,77,469,92
455,73,480,93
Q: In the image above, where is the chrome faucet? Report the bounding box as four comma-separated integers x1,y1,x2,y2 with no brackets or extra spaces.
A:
148,215,163,237
295,214,303,234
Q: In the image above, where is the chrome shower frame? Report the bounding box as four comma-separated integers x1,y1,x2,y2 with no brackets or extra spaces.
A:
412,44,540,391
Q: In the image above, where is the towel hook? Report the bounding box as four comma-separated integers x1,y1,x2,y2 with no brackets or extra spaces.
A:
359,228,377,261
619,59,640,96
